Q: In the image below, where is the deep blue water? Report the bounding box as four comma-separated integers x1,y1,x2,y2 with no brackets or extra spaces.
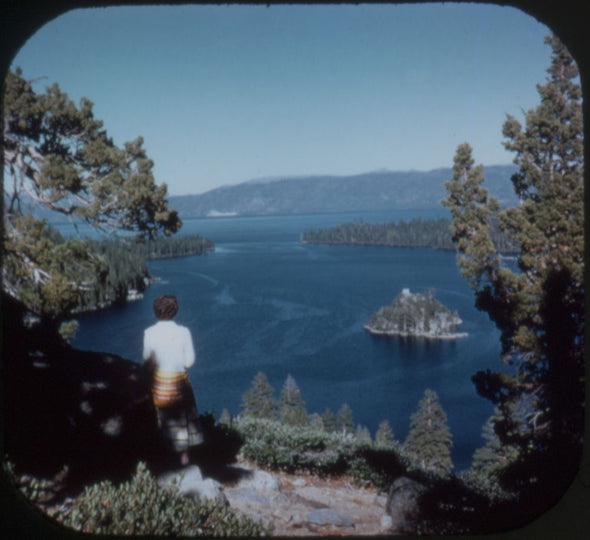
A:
72,210,501,471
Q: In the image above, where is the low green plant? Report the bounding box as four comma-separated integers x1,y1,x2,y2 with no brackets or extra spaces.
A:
235,417,408,488
58,319,79,343
56,462,270,536
3,460,58,505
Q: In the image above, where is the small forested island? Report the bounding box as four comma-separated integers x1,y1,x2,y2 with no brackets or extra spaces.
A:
365,288,467,339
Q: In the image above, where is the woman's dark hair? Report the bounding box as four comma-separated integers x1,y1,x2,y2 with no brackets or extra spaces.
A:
153,294,179,320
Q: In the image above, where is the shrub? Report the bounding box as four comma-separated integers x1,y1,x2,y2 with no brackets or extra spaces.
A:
235,417,408,488
56,462,271,536
3,460,59,505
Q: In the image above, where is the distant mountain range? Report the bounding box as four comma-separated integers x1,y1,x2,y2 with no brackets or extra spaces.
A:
169,165,519,218
16,165,519,224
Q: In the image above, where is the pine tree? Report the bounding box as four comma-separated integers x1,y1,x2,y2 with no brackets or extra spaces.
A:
471,409,519,477
374,419,395,448
404,389,453,474
219,408,232,426
355,425,373,445
279,374,308,426
3,68,181,317
442,35,584,497
336,403,354,435
308,413,324,431
321,408,337,433
240,372,278,420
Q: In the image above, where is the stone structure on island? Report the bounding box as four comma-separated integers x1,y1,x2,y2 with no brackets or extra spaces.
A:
365,288,467,339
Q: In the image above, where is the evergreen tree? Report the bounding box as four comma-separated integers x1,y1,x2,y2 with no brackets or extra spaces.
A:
308,413,324,431
442,35,584,498
240,372,278,420
3,68,181,317
404,389,453,474
471,409,519,477
336,403,354,435
219,408,232,426
355,425,373,445
279,374,308,426
374,419,395,448
321,408,337,433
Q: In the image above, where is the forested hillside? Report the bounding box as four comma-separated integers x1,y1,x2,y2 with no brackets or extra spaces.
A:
3,224,215,315
77,234,214,312
302,217,519,253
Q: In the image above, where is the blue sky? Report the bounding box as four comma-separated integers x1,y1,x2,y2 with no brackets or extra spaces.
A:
10,3,551,196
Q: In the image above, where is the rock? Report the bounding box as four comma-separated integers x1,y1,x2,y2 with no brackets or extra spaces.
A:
292,477,307,487
158,465,203,488
380,514,393,531
385,477,425,533
286,512,306,528
226,487,270,506
374,494,388,507
157,465,226,504
188,478,226,504
305,508,354,528
234,468,281,492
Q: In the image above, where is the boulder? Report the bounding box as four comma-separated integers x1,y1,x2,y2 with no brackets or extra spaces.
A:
225,487,271,506
380,513,393,531
305,508,354,528
158,465,202,487
234,468,282,492
157,465,226,504
189,478,227,504
385,476,425,533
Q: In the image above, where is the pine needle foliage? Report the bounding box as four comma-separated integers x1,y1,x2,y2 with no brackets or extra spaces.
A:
471,409,519,478
240,372,279,420
336,403,355,435
404,389,453,474
374,419,395,448
442,34,584,501
321,408,338,432
279,374,309,426
3,68,182,317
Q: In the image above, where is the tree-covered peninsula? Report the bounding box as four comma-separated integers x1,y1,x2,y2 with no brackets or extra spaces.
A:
75,233,214,312
2,67,215,317
301,217,518,253
3,218,214,316
365,288,467,339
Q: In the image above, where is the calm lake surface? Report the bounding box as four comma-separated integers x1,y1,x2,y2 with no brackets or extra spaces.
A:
72,210,501,471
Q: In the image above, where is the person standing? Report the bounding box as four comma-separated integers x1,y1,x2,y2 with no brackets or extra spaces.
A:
143,294,203,466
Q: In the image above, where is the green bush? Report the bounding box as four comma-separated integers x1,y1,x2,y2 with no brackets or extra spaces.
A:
3,460,58,505
235,417,408,488
56,462,271,536
237,417,351,474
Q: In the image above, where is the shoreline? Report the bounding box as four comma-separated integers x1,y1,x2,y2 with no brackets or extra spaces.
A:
364,324,468,340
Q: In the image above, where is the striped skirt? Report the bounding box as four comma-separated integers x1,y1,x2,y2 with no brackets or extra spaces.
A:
152,370,203,453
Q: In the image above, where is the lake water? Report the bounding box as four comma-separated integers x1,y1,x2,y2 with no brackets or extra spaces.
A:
72,210,502,471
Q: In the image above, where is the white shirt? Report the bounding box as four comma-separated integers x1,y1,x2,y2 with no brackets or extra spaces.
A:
143,320,196,372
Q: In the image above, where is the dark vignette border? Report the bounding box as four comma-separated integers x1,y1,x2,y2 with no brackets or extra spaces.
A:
0,1,588,539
